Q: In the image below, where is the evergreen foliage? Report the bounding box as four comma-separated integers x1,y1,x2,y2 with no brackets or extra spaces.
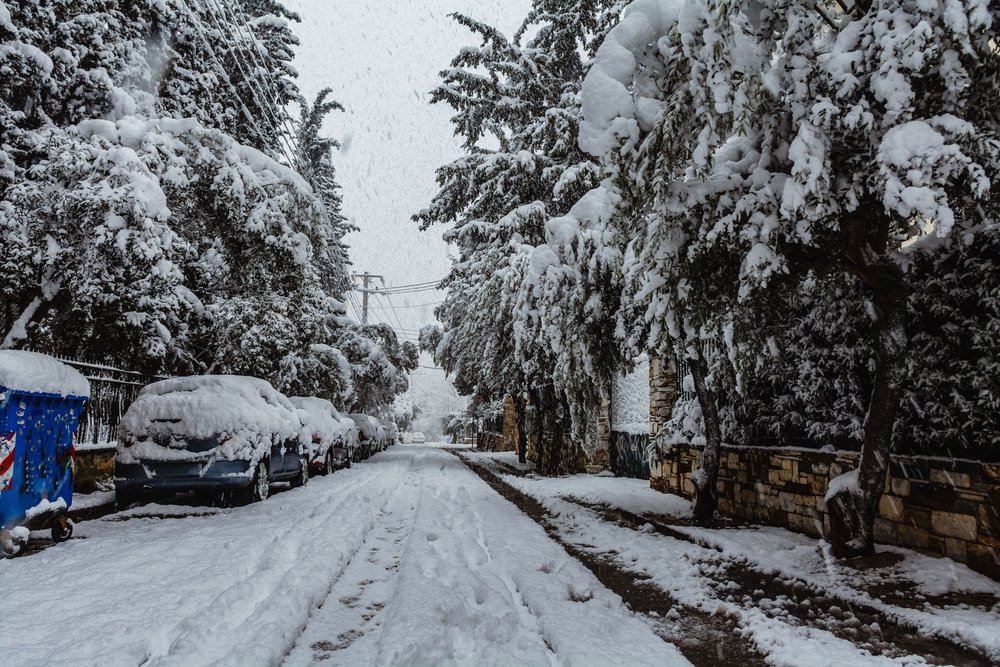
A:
0,0,412,414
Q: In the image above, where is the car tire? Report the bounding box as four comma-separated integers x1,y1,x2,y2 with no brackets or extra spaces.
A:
291,457,309,488
345,453,352,469
323,450,335,476
116,487,141,509
236,460,270,505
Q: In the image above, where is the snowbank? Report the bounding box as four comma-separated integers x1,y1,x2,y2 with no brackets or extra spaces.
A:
0,350,90,398
118,375,306,462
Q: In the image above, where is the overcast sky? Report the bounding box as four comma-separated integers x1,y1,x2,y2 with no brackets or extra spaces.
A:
283,0,529,337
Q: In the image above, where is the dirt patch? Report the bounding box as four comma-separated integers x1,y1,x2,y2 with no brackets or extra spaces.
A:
459,453,997,666
457,454,768,667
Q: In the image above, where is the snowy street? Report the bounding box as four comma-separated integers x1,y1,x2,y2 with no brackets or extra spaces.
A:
3,445,998,667
0,445,685,667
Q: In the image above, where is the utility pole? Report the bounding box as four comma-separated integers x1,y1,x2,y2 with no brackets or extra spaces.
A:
354,272,384,325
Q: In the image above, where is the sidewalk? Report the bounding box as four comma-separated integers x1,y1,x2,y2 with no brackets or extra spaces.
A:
459,451,1000,666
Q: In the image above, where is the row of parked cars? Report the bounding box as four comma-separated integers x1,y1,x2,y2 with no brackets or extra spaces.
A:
114,375,399,507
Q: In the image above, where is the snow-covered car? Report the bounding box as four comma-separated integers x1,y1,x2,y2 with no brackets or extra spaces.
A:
411,431,426,444
377,418,398,449
115,376,310,506
347,414,381,459
290,397,358,473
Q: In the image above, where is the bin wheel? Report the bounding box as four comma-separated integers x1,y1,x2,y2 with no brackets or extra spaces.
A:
51,516,73,542
1,534,24,559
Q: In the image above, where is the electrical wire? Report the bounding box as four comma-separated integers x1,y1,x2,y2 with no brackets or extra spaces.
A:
200,0,299,165
216,0,303,160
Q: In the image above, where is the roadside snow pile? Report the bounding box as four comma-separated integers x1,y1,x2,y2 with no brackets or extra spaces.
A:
0,351,90,397
118,375,306,462
493,467,1000,663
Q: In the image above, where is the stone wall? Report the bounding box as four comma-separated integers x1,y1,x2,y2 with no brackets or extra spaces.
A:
648,356,677,437
651,443,1000,580
494,395,518,453
75,446,115,493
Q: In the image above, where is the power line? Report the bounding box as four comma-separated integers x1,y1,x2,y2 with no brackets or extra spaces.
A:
209,0,301,164
390,301,445,309
376,292,408,334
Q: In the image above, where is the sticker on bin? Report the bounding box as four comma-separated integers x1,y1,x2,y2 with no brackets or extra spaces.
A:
0,432,14,493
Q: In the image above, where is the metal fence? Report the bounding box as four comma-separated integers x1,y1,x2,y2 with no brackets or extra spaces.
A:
42,356,166,447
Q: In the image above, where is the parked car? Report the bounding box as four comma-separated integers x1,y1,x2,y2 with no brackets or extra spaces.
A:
347,414,381,459
115,376,310,506
411,431,426,444
290,397,357,473
377,418,399,450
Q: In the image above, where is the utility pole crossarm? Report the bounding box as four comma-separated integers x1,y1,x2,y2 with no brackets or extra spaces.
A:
353,272,384,325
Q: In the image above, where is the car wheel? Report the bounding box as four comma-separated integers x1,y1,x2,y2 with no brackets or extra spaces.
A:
323,450,335,476
345,452,352,469
236,460,270,505
116,487,141,509
291,457,309,488
51,516,73,542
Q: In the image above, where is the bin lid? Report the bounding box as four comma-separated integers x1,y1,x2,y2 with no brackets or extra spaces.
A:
0,351,90,398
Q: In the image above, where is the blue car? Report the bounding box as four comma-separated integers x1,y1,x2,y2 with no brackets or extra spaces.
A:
114,376,310,507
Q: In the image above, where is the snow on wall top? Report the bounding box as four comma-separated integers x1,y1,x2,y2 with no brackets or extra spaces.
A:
0,351,90,398
611,356,650,435
121,375,305,444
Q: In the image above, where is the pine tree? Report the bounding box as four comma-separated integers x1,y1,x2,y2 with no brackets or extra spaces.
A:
417,2,622,471
295,88,354,297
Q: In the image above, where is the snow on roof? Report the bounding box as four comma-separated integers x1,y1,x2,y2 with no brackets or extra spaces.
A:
122,375,304,442
0,350,91,398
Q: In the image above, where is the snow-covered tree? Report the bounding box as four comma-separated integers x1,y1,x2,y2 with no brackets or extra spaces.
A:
565,0,999,548
338,323,419,414
417,2,622,472
294,88,354,297
0,0,403,417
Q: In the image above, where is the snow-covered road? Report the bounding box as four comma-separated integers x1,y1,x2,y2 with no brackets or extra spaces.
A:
0,445,687,667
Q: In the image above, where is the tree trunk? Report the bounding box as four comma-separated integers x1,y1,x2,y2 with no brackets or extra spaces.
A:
513,393,528,465
687,345,722,527
828,210,910,557
536,384,562,475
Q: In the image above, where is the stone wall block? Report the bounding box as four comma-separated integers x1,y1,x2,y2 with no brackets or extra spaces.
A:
930,511,979,541
879,495,904,522
649,442,1000,580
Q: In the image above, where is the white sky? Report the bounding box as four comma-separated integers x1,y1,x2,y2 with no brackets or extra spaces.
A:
283,1,530,417
284,0,529,337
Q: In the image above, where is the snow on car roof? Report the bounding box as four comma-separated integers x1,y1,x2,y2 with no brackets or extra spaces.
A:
290,396,351,441
0,350,90,398
122,375,303,440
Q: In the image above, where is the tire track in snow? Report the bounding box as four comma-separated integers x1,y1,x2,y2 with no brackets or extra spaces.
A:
283,448,430,665
142,451,415,666
287,447,686,667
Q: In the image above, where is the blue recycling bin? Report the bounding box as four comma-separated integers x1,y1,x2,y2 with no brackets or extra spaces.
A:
0,382,87,557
